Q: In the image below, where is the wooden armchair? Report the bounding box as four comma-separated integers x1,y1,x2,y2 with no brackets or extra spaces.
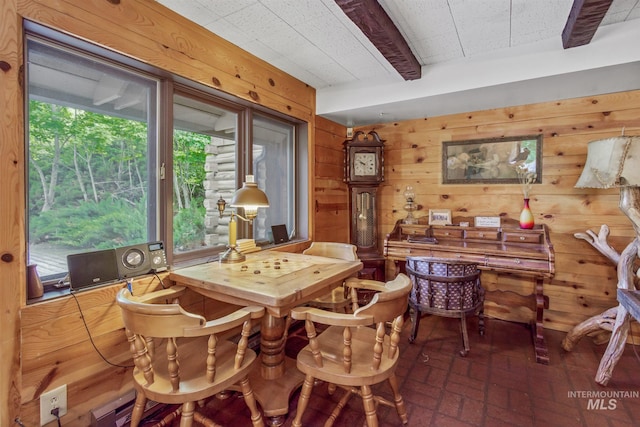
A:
116,285,265,427
289,274,411,427
303,242,359,312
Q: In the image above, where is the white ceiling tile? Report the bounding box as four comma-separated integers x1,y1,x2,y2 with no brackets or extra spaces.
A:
157,0,219,27
223,3,287,40
237,39,284,63
259,29,314,57
204,18,254,47
268,57,332,87
629,6,640,20
510,0,574,46
291,19,366,60
449,0,512,57
417,33,465,64
603,0,640,24
195,0,256,17
258,0,331,23
158,0,640,125
306,61,359,86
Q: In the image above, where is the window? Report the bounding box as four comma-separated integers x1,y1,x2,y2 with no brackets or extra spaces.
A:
252,114,296,243
172,93,239,256
25,24,306,294
26,35,159,281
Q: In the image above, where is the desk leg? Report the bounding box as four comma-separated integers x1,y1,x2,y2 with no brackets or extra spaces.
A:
249,314,304,426
533,278,549,365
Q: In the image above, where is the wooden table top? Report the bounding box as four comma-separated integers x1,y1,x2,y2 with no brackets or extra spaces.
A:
170,251,363,316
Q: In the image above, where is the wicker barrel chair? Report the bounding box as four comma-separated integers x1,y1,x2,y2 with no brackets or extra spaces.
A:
405,256,485,356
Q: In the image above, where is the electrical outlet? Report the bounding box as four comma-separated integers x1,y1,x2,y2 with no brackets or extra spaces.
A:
40,384,67,426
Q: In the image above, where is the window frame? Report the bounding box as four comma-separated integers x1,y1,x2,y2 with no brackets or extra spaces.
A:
24,22,307,300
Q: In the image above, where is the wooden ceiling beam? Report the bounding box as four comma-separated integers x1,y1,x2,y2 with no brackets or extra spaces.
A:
562,0,614,48
335,0,421,80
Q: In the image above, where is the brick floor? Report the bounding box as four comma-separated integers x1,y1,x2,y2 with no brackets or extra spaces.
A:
139,315,640,427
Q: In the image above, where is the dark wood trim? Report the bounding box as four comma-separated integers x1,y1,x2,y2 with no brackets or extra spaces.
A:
562,0,614,48
335,0,421,80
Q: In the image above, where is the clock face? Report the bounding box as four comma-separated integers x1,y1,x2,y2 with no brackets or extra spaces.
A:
353,152,377,176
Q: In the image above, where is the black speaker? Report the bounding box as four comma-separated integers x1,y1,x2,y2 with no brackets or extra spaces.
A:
115,241,167,279
67,249,120,291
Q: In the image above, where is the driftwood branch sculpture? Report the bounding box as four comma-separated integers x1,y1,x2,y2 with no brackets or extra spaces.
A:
564,186,640,385
562,225,621,351
573,224,620,265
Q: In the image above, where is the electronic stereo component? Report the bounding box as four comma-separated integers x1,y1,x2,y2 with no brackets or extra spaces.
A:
115,241,167,279
67,249,120,291
66,242,168,292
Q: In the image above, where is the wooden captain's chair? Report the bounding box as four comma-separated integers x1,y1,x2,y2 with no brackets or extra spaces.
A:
289,274,411,427
303,242,359,312
116,286,265,427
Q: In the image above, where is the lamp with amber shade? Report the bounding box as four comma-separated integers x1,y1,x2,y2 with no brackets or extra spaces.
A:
216,175,269,263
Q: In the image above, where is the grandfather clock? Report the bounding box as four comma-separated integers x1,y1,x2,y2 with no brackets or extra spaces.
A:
344,130,386,282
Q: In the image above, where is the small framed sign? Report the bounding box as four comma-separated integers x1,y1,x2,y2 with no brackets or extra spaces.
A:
474,216,501,227
428,209,452,226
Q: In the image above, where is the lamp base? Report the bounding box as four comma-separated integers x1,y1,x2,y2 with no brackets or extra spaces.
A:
219,245,246,263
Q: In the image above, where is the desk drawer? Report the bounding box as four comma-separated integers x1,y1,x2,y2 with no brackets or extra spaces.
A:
429,250,488,266
385,246,432,259
484,255,550,273
432,228,464,239
401,225,428,235
465,230,500,241
503,231,542,244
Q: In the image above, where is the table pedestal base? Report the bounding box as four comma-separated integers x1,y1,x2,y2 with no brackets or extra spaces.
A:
248,357,304,426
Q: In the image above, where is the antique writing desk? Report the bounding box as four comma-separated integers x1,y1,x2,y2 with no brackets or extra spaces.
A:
169,251,362,423
384,218,555,364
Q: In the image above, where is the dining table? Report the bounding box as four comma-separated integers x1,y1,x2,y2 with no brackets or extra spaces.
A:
169,250,363,425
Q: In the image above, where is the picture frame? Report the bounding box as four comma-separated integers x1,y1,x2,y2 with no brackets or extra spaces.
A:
428,209,452,226
442,135,542,184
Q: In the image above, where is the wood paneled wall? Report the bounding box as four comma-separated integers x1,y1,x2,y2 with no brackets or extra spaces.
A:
313,116,350,242
0,0,316,425
351,91,640,335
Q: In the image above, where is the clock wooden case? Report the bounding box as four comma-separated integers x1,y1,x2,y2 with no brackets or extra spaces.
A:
344,130,384,184
349,186,380,255
344,131,384,256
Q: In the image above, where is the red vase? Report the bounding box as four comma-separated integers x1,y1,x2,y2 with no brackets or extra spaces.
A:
519,198,534,229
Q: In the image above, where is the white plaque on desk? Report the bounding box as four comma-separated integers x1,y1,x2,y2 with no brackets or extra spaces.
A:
474,216,501,227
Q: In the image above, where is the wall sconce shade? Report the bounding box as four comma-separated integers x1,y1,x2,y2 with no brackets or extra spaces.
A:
575,136,640,189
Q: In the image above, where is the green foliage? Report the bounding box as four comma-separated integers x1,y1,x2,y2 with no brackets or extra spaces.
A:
28,99,210,256
173,199,206,250
173,129,207,202
29,198,146,249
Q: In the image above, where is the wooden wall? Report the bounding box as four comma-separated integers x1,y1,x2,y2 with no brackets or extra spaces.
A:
353,90,640,335
313,116,350,242
0,0,316,425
